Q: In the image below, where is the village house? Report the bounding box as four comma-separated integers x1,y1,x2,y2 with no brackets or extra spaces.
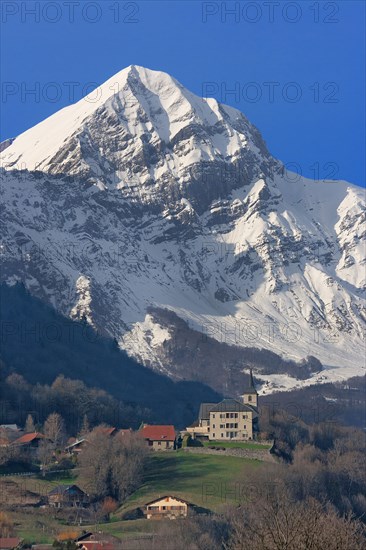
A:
0,538,22,550
186,370,259,441
65,437,87,455
0,425,22,446
48,484,89,508
11,432,45,450
0,424,20,432
207,398,258,440
65,427,120,455
140,424,176,450
75,533,120,549
145,496,189,519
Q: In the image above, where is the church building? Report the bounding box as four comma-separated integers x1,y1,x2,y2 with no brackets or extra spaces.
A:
186,369,259,441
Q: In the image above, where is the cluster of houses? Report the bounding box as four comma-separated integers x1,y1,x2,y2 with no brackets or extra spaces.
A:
0,373,259,524
0,424,177,455
1,370,259,455
64,424,177,455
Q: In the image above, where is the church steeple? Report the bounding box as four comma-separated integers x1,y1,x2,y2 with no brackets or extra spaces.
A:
241,369,258,407
250,368,256,389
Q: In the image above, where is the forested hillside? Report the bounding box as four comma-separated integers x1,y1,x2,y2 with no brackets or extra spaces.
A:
0,283,220,430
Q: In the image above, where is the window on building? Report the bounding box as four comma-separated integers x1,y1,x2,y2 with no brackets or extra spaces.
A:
248,395,252,401
221,433,224,438
212,424,215,428
157,441,161,446
213,433,215,438
244,425,246,429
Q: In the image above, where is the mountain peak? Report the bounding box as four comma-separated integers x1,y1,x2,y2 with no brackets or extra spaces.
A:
1,65,274,194
0,66,364,394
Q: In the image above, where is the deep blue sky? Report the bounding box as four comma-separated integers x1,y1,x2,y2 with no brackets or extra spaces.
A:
1,0,364,186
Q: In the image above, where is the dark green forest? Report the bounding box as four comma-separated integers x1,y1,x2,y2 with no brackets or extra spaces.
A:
0,283,220,432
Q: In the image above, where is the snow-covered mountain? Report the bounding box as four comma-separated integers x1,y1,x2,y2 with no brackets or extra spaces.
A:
1,65,365,394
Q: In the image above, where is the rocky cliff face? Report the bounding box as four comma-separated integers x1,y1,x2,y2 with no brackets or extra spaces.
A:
1,65,365,394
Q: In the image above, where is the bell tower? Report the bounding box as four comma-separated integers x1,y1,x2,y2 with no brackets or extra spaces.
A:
241,369,258,407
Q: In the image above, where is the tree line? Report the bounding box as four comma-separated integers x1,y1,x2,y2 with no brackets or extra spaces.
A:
1,370,151,435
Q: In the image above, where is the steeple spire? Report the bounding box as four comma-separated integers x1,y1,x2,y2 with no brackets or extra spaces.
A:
249,368,255,389
241,368,258,407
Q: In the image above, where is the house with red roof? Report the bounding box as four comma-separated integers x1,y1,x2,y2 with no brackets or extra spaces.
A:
11,432,45,448
75,533,120,549
139,424,176,450
0,537,22,549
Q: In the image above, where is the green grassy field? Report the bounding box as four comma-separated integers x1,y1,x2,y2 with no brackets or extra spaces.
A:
202,441,272,450
86,518,159,540
2,471,81,544
117,450,262,516
83,450,263,539
10,471,78,496
5,451,264,542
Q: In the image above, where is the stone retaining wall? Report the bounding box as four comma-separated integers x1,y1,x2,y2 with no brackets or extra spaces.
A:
182,443,276,462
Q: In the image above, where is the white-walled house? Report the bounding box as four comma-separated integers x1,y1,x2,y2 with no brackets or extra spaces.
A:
145,495,189,519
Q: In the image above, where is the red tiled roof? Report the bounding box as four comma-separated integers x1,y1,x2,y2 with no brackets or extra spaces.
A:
140,425,176,441
0,537,22,549
12,432,44,445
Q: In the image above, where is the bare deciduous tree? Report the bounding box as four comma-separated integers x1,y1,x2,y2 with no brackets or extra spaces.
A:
225,488,366,550
0,512,15,537
78,414,90,438
43,412,66,449
78,426,147,503
37,438,55,474
25,413,36,433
